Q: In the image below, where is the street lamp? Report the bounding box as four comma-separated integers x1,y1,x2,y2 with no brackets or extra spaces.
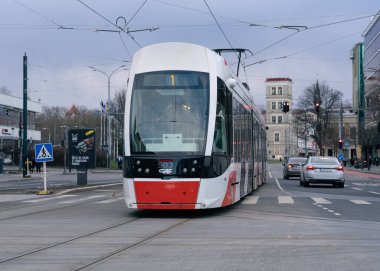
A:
42,127,51,143
88,65,127,168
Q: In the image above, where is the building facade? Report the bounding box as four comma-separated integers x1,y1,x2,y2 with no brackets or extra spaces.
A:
362,10,380,157
265,78,298,160
0,93,42,164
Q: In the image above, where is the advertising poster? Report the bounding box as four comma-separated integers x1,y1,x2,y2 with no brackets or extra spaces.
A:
68,129,96,169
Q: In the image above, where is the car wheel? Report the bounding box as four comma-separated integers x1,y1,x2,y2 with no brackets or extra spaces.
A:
284,175,289,180
339,183,344,188
303,180,309,187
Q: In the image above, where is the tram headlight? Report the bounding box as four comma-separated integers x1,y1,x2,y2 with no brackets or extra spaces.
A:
183,168,188,173
136,160,141,165
191,167,196,173
137,168,142,173
193,160,198,165
145,168,150,174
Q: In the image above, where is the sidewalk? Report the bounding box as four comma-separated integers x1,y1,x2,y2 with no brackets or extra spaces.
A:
0,164,122,182
344,164,380,175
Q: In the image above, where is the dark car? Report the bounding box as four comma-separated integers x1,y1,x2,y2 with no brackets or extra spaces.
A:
354,159,368,169
283,157,307,179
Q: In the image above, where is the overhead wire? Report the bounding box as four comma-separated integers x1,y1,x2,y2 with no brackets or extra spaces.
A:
12,0,73,29
77,0,142,48
243,14,375,67
203,0,234,49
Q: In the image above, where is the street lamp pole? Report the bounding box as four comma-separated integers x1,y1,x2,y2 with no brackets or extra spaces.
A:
89,65,126,168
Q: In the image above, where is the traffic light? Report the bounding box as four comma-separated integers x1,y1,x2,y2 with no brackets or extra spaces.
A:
338,139,343,149
315,102,320,113
282,101,289,113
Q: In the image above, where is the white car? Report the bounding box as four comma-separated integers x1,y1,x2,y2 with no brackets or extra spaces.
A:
300,156,345,188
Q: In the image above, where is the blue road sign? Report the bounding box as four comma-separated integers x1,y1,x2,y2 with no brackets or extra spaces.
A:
35,143,54,162
338,153,344,161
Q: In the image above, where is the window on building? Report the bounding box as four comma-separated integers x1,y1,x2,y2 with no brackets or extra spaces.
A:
278,116,282,123
278,101,283,109
274,132,280,142
271,87,276,95
272,116,276,123
278,87,283,95
272,102,276,110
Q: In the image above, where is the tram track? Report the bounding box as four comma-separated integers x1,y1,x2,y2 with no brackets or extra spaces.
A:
0,202,193,270
71,217,192,271
0,194,111,221
0,214,193,270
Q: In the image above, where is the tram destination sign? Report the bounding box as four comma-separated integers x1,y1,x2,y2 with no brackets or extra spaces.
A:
68,129,96,169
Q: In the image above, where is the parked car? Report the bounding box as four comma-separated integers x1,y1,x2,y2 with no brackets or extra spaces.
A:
3,157,12,164
300,156,345,188
283,157,307,179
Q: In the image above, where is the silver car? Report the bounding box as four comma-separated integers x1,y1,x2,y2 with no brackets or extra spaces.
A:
283,157,307,179
300,156,345,188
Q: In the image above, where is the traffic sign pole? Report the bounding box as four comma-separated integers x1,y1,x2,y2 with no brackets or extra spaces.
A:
35,143,54,195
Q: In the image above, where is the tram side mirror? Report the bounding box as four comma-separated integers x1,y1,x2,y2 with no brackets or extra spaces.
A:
227,78,237,89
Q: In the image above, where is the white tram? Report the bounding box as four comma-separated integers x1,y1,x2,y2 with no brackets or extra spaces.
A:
123,42,267,209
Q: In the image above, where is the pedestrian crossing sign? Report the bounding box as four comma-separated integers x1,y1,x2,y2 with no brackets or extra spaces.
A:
35,143,54,162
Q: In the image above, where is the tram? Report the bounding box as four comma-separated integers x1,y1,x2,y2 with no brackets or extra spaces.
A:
123,42,267,209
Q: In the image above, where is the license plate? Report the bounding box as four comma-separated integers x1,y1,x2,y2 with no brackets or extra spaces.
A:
320,169,331,172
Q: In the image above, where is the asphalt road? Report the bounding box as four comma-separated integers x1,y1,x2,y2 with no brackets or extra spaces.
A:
0,163,379,271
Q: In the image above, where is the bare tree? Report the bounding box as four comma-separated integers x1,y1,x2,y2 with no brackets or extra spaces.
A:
111,88,126,156
295,81,343,155
0,86,12,95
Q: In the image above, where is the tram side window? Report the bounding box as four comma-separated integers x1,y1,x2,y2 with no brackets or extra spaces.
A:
212,78,231,155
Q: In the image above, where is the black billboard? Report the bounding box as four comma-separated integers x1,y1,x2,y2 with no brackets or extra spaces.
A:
68,129,96,169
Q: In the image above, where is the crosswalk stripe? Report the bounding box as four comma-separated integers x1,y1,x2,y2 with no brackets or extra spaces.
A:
350,200,371,205
24,195,77,203
369,191,380,195
351,188,363,191
278,196,294,204
312,198,331,204
241,196,259,204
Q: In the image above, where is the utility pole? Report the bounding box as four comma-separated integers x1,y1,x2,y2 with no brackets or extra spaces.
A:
22,53,28,178
338,100,343,157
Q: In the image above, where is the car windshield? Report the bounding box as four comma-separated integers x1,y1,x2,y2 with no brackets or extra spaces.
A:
130,71,209,154
288,158,307,164
310,157,339,165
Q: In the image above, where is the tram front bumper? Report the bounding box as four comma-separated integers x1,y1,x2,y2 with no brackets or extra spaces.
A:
133,180,200,209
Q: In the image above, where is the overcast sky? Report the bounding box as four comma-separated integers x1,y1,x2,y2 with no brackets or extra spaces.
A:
0,0,378,110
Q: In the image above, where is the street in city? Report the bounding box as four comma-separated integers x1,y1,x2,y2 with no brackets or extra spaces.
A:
0,163,379,271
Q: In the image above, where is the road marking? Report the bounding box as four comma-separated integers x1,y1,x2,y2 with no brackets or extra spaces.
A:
275,178,285,192
95,198,123,204
350,200,371,205
0,195,38,202
369,191,380,195
312,198,331,204
241,196,259,205
351,188,363,191
59,195,106,204
268,172,272,178
24,195,76,203
278,196,294,204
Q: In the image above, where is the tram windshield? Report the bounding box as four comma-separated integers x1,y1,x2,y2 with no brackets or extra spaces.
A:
130,71,209,154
